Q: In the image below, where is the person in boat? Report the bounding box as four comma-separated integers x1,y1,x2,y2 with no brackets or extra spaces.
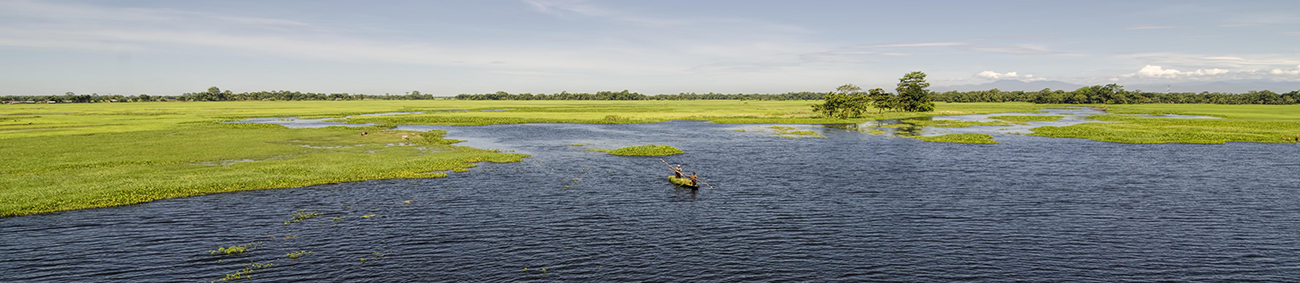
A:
688,172,699,186
674,165,684,178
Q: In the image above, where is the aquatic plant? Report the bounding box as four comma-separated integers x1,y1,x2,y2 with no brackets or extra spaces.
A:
283,209,322,225
286,250,312,259
209,242,261,256
589,144,684,156
989,115,1063,123
213,262,273,282
909,133,999,144
768,125,824,138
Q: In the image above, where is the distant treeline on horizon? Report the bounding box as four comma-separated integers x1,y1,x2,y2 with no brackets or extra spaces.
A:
4,85,1299,105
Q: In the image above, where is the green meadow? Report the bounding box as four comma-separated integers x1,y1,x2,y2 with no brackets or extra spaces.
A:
1031,104,1300,144
3,100,1298,216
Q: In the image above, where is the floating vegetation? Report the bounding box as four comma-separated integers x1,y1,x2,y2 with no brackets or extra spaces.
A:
768,126,824,139
209,242,261,256
897,119,1011,128
212,262,274,282
283,209,323,225
588,144,684,156
910,133,999,144
989,115,1064,123
286,250,312,259
362,214,376,218
360,251,389,264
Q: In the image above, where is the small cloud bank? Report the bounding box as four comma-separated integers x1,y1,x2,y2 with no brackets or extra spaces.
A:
974,71,1046,82
1134,65,1229,78
1116,65,1300,81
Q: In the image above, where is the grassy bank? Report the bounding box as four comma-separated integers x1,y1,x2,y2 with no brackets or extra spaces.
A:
1030,104,1300,144
0,101,535,216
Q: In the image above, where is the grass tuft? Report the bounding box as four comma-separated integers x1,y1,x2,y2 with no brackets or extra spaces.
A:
590,144,684,156
910,133,999,144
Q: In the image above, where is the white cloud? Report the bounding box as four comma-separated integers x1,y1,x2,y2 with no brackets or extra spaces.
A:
1270,65,1300,75
974,71,1046,81
1115,65,1300,81
976,71,1017,80
1133,65,1229,78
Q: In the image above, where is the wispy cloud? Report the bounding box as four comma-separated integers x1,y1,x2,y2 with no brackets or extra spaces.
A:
1124,25,1175,30
971,44,1080,56
1119,52,1300,68
851,42,968,49
0,0,696,74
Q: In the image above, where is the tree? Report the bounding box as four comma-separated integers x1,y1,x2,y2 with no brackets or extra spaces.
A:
867,88,894,113
812,84,873,118
895,71,934,112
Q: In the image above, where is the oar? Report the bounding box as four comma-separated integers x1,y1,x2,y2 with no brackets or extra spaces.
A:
696,178,715,189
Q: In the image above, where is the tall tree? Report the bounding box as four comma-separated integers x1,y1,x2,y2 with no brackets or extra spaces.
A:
813,84,872,118
895,71,934,112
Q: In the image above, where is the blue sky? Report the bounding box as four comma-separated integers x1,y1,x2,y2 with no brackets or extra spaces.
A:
1,0,1298,95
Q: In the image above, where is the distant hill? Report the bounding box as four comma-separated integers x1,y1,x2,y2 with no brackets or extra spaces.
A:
934,79,1300,93
1126,81,1300,93
932,80,1084,92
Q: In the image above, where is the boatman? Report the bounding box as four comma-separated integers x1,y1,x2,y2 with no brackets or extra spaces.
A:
688,172,699,186
674,165,684,178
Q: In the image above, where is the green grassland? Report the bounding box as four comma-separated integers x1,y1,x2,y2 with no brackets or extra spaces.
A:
1030,104,1300,144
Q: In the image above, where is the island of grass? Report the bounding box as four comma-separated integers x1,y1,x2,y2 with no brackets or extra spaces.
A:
590,144,684,156
909,133,999,144
769,126,824,138
990,115,1064,123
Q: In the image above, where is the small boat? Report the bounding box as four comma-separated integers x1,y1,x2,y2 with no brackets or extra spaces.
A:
668,175,699,188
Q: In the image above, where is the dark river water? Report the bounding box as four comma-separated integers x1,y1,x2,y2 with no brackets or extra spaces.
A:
4,120,1300,282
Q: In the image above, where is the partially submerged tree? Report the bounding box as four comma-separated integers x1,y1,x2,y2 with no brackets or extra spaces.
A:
814,71,935,117
813,84,873,118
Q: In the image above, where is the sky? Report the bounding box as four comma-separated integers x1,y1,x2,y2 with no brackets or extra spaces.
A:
1,0,1298,96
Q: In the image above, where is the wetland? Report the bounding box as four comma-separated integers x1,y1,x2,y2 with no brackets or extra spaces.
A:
3,101,1300,281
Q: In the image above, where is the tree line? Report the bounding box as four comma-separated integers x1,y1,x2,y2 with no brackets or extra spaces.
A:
6,84,1300,105
453,90,828,101
933,85,1300,105
0,87,444,103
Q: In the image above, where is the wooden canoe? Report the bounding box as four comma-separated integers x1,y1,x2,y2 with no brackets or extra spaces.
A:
668,176,699,188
